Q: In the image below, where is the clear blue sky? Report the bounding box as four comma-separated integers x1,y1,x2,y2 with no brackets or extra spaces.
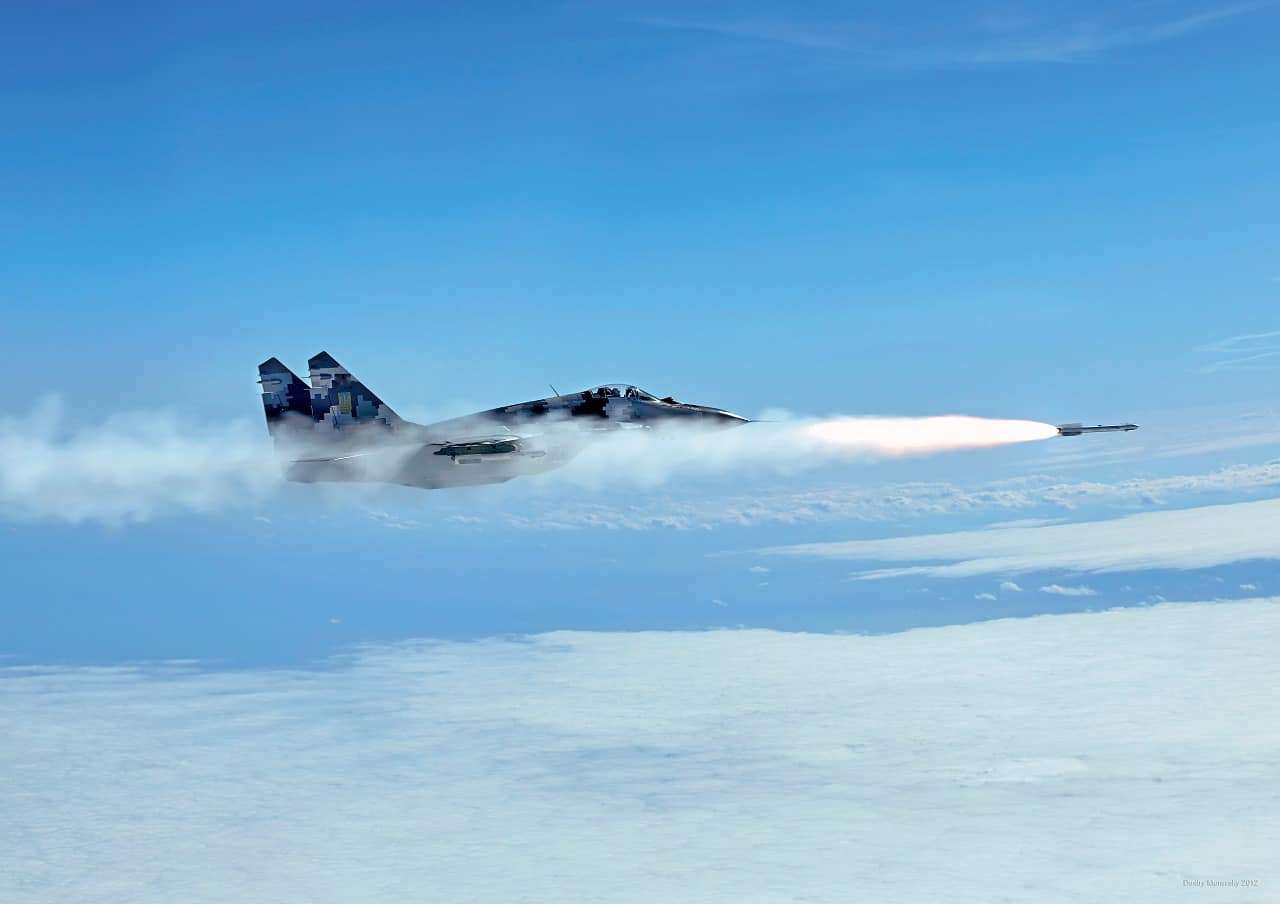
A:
3,1,1279,665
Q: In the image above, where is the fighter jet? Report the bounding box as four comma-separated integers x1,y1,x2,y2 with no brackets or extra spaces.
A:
258,352,747,489
1056,423,1140,437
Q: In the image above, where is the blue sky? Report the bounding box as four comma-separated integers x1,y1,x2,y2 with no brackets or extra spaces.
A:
3,0,1279,669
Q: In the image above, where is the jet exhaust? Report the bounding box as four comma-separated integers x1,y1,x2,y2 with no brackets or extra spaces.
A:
804,416,1061,456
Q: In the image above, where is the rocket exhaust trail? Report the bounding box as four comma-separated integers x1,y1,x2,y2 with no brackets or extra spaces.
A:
804,416,1060,456
552,415,1066,488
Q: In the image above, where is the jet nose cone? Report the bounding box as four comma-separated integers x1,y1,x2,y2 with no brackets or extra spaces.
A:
707,409,749,427
667,403,750,427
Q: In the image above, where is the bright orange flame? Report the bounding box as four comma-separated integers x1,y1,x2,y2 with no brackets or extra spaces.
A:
805,416,1059,456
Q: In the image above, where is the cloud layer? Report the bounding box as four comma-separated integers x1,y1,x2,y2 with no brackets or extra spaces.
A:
762,497,1280,579
1,600,1276,902
495,460,1280,532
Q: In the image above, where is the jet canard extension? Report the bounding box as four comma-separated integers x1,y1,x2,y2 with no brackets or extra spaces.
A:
258,352,748,489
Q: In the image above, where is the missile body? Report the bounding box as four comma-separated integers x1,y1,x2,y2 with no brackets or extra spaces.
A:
1056,423,1139,437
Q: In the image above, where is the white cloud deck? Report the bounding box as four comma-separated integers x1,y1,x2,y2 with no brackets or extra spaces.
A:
2,599,1276,903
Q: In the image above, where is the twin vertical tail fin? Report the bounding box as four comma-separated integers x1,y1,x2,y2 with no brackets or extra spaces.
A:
302,351,401,428
258,351,408,451
258,357,312,445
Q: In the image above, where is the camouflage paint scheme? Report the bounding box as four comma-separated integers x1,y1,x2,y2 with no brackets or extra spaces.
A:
259,352,747,489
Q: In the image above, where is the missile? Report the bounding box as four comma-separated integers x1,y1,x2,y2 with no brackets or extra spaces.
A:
1056,422,1139,437
432,434,547,463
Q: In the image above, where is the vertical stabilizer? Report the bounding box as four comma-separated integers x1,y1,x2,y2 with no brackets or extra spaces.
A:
305,351,401,431
258,352,422,455
258,357,312,444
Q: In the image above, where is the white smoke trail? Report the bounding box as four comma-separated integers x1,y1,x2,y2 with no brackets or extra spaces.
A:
533,415,1060,489
805,416,1059,454
0,398,280,525
0,398,1059,523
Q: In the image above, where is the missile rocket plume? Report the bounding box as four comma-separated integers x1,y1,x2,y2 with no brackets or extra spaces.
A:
548,414,1066,489
805,416,1060,456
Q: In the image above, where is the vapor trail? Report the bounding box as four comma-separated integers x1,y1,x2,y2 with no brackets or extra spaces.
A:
0,398,280,525
540,415,1060,488
805,416,1060,454
0,400,1060,524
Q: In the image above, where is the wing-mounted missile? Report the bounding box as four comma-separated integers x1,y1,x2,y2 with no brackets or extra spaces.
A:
1056,422,1139,437
432,434,547,464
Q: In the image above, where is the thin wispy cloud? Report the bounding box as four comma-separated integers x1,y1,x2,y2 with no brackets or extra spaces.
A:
366,509,424,531
632,3,1264,67
759,497,1280,579
633,15,853,49
499,460,1280,532
1,601,1275,901
1194,329,1280,373
1040,583,1098,597
941,3,1264,65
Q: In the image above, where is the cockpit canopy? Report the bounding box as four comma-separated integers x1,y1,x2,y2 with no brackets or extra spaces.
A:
585,384,662,401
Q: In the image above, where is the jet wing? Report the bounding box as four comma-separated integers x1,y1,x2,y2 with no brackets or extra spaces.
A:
292,450,390,464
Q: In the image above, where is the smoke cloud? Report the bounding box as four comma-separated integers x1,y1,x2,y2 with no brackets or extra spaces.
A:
538,415,1059,489
1,399,1059,524
805,416,1058,453
0,398,280,525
